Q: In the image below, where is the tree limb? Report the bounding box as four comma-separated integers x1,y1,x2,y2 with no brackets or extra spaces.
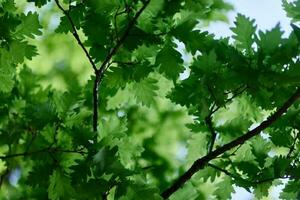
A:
161,88,300,199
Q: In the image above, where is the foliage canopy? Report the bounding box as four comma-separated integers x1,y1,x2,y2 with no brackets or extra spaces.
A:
1,0,300,199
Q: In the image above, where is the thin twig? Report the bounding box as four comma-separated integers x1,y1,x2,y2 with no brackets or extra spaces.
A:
205,85,247,153
287,130,300,158
96,0,150,79
92,0,150,132
112,61,139,66
114,6,121,42
208,163,288,185
161,88,300,199
226,144,243,157
205,116,217,153
0,147,87,160
207,163,242,181
54,0,98,72
211,85,248,115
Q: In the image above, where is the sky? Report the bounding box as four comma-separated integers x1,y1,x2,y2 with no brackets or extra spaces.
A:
207,1,291,199
206,0,292,38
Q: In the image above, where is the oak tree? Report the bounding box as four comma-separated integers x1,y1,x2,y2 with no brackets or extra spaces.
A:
1,0,300,199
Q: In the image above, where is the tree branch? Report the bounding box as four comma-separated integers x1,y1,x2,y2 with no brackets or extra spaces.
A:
161,88,300,199
287,129,300,158
54,0,98,72
92,74,100,132
54,0,150,132
205,85,248,153
0,147,87,160
211,85,248,115
96,0,150,80
205,116,217,153
208,163,288,185
92,0,150,132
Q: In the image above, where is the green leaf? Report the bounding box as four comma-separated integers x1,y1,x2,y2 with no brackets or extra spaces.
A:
250,136,271,168
0,12,21,46
194,50,219,73
291,23,300,42
234,161,259,178
65,108,92,128
283,0,300,21
168,182,199,200
257,24,283,53
123,26,162,50
254,182,272,199
171,20,214,54
155,41,184,80
93,146,131,177
0,64,14,93
52,92,74,118
48,170,75,200
273,156,290,177
119,184,162,200
82,11,110,45
231,14,256,53
196,166,221,182
10,40,38,63
86,0,122,13
15,12,42,38
25,101,57,129
55,16,72,34
104,62,154,88
76,179,110,199
213,177,234,200
130,77,158,107
269,128,293,147
27,0,51,7
280,181,300,200
186,132,208,165
56,4,85,34
137,0,164,32
132,44,159,62
59,153,83,174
